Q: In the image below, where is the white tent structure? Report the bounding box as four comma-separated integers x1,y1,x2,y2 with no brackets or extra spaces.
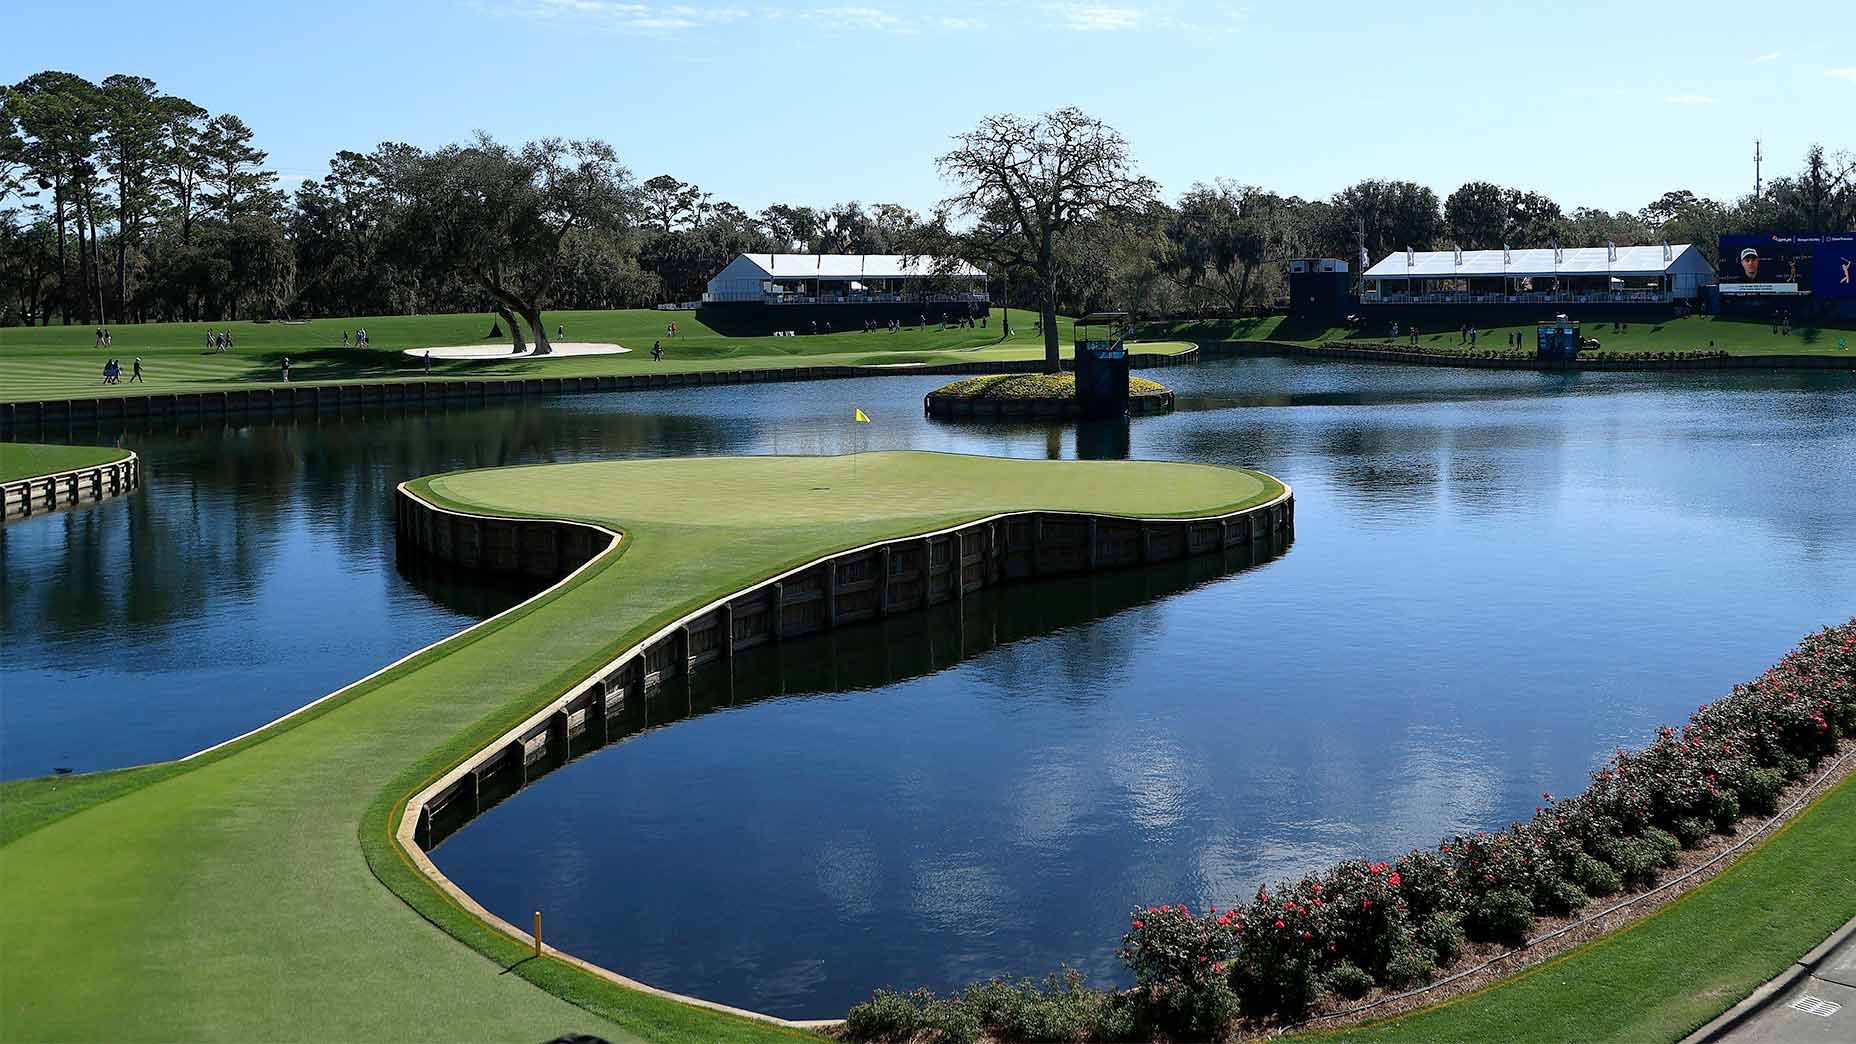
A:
1361,244,1716,304
704,253,988,305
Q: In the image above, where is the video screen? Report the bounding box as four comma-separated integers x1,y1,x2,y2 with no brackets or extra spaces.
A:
1719,234,1856,296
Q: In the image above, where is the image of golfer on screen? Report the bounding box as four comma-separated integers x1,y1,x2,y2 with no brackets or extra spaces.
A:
1739,246,1760,281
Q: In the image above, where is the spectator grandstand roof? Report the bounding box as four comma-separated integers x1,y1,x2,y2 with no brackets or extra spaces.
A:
723,253,985,279
1363,245,1704,279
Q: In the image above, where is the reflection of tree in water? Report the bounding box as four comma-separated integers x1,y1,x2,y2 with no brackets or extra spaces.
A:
10,401,750,653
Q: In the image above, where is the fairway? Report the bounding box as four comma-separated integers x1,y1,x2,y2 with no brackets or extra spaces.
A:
0,308,1125,403
0,452,1283,1043
1159,313,1856,357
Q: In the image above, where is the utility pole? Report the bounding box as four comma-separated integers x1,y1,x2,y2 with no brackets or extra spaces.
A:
1754,139,1763,199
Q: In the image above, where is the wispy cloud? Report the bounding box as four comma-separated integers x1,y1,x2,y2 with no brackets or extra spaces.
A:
1051,3,1142,31
1829,67,1856,82
1662,94,1719,105
496,0,749,32
1753,51,1781,63
794,7,984,34
806,5,904,31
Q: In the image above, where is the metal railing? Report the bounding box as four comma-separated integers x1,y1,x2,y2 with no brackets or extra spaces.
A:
1361,290,1678,305
700,291,993,306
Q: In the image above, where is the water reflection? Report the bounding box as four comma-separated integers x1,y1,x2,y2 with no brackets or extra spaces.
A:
430,533,1289,848
4,357,1853,1017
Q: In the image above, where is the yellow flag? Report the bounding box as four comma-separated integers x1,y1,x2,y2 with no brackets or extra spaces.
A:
854,408,871,423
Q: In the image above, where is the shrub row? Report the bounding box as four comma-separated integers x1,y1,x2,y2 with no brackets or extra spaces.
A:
844,621,1856,1042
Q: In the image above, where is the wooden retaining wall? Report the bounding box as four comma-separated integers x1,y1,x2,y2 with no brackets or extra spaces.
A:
394,479,1293,852
1203,339,1856,372
0,348,1200,438
1,452,140,522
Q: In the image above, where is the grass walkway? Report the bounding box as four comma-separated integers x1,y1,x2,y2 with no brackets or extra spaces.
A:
0,308,1173,403
0,452,1281,1043
1156,314,1856,357
1315,769,1856,1044
0,441,129,482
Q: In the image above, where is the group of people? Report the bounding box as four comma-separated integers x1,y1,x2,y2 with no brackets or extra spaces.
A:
1457,323,1480,347
93,328,114,348
664,321,679,338
207,329,235,352
339,329,372,348
101,357,143,384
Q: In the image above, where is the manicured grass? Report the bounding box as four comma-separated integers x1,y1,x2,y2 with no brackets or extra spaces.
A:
0,308,1157,403
0,452,1282,1043
931,371,1172,399
0,441,130,482
1152,314,1856,357
1313,769,1856,1044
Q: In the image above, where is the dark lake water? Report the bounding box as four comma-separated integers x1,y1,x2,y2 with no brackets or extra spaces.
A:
5,358,1853,1018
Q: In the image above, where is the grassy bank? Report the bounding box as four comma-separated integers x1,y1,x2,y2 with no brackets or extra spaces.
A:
0,452,1282,1043
0,441,130,483
0,308,1131,403
1151,314,1856,357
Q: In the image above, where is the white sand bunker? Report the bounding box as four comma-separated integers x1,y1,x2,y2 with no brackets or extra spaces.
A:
404,341,631,361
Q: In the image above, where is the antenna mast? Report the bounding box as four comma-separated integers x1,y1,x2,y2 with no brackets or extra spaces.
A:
1754,139,1763,199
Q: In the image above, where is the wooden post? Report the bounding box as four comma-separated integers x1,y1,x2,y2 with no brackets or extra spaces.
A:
770,582,785,639
533,911,543,957
920,538,932,609
877,547,892,617
549,709,570,767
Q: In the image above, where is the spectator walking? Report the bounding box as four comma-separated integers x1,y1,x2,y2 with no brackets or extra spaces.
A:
281,357,291,382
130,357,144,383
424,350,432,372
651,340,663,361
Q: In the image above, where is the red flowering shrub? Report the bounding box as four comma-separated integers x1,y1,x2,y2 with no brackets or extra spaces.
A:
1118,906,1242,1039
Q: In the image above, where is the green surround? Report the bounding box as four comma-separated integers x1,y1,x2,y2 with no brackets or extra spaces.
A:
0,442,130,483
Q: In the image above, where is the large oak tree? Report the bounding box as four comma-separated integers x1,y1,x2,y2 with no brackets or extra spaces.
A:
935,108,1156,372
390,134,635,354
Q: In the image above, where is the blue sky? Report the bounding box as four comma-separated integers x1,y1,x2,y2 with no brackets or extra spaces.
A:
9,0,1851,215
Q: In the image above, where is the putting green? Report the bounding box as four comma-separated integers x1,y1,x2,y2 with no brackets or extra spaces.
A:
0,452,1283,1043
0,442,130,483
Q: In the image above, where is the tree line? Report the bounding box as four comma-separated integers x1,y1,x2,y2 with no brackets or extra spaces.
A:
4,71,1852,343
